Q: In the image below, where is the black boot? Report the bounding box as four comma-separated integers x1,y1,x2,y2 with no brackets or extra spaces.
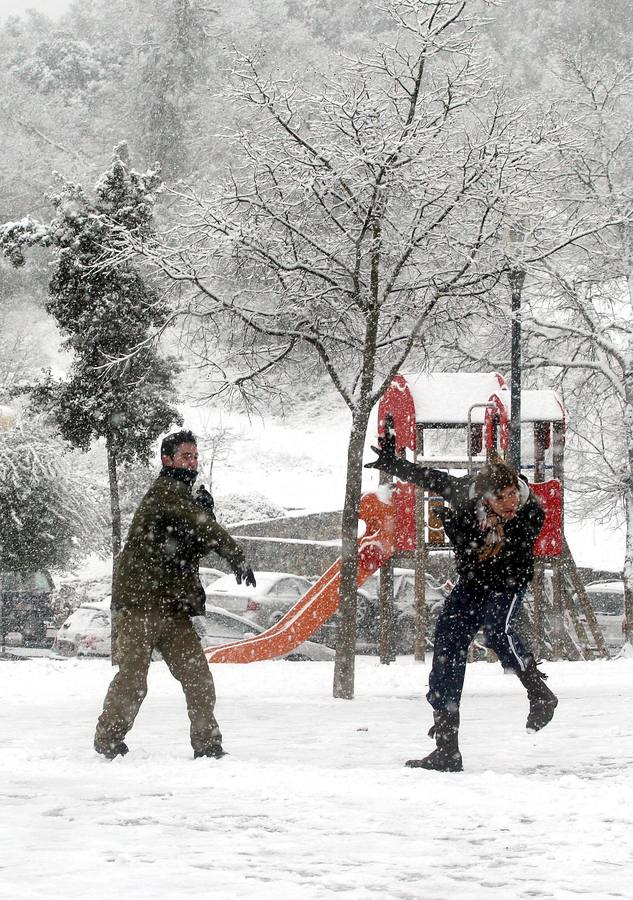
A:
405,709,463,771
94,739,129,760
517,659,558,732
193,744,226,759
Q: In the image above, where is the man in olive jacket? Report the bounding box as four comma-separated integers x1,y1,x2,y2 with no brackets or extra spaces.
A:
94,430,255,760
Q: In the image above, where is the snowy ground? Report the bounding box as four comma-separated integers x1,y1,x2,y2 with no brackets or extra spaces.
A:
2,655,633,900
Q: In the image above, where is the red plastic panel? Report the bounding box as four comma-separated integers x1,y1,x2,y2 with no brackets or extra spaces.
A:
378,375,416,452
531,479,562,557
484,392,509,451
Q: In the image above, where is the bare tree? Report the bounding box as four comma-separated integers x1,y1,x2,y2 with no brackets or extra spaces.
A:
194,417,235,493
0,314,40,400
109,0,556,696
520,56,633,642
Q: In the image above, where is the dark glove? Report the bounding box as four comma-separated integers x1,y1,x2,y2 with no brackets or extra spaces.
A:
234,561,256,587
195,485,216,519
364,413,398,472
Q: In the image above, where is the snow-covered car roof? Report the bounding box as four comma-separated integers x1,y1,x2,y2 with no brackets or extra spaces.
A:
73,598,111,612
205,571,309,597
585,581,624,594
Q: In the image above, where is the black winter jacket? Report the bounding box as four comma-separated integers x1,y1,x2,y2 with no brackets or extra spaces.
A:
380,458,544,593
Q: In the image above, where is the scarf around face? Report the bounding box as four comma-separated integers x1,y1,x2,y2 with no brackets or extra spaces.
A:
476,499,505,561
159,465,198,488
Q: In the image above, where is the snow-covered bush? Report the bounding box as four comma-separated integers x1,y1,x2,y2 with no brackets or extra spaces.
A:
0,423,107,572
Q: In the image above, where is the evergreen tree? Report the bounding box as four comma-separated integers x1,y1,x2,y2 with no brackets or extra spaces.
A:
135,0,210,180
0,143,182,561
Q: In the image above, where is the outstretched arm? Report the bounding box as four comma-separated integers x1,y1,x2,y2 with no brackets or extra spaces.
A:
364,424,462,503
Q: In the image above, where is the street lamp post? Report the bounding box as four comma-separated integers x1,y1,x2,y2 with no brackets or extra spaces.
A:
508,267,526,472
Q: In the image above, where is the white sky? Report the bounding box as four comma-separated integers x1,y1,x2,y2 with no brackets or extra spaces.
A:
0,0,69,22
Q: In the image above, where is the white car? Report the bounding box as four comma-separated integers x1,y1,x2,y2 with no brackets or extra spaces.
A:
204,571,314,628
198,567,225,589
194,607,334,662
52,600,333,662
53,599,111,656
583,581,626,651
310,568,449,654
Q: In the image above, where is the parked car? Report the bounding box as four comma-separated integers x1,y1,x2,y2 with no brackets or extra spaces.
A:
53,599,111,656
0,569,56,647
194,607,334,662
582,581,626,651
53,601,334,662
198,567,225,589
354,568,448,653
204,571,314,629
312,568,449,654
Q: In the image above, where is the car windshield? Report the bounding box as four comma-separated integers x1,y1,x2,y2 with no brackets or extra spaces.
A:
22,571,53,592
198,612,261,638
0,571,52,592
66,608,107,628
206,573,286,596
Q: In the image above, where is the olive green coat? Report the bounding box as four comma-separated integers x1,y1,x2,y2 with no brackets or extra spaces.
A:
112,472,245,615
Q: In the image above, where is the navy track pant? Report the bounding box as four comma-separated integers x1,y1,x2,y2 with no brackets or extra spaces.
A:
427,580,532,711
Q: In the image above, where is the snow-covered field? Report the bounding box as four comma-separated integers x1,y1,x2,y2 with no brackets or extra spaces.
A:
2,655,632,899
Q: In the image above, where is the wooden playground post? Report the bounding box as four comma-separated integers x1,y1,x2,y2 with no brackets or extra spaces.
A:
378,468,397,664
378,556,396,664
549,421,566,659
531,422,547,657
561,538,610,658
414,424,428,662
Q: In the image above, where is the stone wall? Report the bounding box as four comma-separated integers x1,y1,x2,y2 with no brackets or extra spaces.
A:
230,510,342,541
206,509,342,576
229,535,341,578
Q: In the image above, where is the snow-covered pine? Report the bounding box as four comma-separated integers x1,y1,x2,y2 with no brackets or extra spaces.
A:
0,143,182,561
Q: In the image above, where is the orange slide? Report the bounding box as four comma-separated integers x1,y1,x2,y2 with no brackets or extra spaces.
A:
204,490,397,664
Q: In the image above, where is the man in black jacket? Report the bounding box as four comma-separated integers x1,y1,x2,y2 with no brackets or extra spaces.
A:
366,427,557,772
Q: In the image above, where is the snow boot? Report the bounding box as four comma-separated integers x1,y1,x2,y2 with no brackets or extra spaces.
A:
193,744,226,759
405,709,463,772
94,739,129,760
517,659,558,732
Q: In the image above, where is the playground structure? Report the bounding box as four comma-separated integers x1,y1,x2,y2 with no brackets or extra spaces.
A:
204,371,610,664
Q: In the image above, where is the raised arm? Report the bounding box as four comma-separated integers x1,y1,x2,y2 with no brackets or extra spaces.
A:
365,427,465,504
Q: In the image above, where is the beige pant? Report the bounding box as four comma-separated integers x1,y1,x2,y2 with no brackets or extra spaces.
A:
95,607,221,753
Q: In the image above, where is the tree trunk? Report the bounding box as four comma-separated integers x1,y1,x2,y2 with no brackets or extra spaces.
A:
106,432,122,666
106,433,122,565
333,408,371,699
623,380,633,645
623,486,633,645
